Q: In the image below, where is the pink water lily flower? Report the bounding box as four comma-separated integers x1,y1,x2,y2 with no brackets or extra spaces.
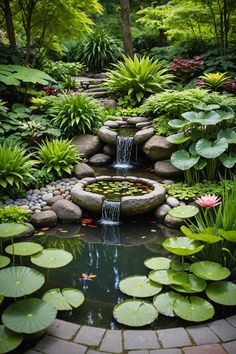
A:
195,194,221,208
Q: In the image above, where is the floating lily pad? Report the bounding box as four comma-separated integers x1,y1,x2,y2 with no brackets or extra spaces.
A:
170,260,190,271
173,296,214,322
190,261,231,281
148,269,181,285
0,223,28,238
168,206,199,219
31,248,73,268
113,300,158,327
170,273,207,293
0,266,45,298
43,288,85,310
5,242,43,256
119,276,162,297
2,298,57,334
0,325,24,353
206,281,236,305
162,237,204,256
0,255,10,268
144,257,171,270
153,291,184,317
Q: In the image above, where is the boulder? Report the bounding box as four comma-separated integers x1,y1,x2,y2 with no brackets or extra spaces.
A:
47,196,64,206
74,162,95,178
99,98,117,109
166,197,180,208
98,127,117,145
89,153,111,166
133,127,155,145
30,210,57,227
52,200,82,223
103,144,116,157
103,120,119,128
72,135,102,158
126,117,149,125
71,183,104,213
154,204,171,220
154,159,182,178
143,136,176,161
136,122,152,128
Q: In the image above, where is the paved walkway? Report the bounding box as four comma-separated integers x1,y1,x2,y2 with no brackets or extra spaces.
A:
25,316,236,354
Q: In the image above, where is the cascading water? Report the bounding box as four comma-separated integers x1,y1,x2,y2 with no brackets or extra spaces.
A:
100,200,121,225
114,136,133,168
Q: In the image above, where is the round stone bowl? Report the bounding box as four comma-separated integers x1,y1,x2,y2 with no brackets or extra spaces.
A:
71,176,166,215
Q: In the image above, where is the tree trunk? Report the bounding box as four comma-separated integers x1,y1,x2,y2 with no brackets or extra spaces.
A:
3,0,16,46
120,0,133,58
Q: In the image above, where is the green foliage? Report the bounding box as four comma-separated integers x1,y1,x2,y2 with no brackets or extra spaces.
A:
0,144,37,191
27,169,55,189
0,44,23,65
198,72,232,91
60,75,78,90
104,55,174,106
49,94,103,137
79,28,121,72
153,115,175,137
0,206,30,224
37,139,81,178
43,61,83,81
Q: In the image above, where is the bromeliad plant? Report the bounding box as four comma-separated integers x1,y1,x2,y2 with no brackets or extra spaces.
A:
197,72,232,91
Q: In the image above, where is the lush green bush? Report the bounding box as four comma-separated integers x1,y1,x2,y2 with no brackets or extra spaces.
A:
104,55,174,106
27,169,55,189
49,93,103,137
197,72,232,91
0,206,30,223
37,139,81,178
43,61,83,80
79,28,121,72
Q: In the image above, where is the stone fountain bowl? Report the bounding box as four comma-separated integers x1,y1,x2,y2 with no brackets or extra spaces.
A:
71,176,166,215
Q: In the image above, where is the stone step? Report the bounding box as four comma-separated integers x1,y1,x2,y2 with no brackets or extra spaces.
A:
85,87,108,93
87,91,108,98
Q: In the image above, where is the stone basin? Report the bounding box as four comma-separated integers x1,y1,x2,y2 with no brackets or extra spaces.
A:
71,176,166,215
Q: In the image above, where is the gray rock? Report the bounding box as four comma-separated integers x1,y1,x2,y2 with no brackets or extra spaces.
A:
133,127,155,145
154,204,171,220
126,117,149,125
154,159,182,178
88,153,111,166
103,120,119,128
72,134,102,158
162,179,175,185
42,193,53,201
166,197,180,208
99,98,117,109
30,210,58,227
74,162,95,178
103,144,115,157
143,136,176,161
164,213,185,228
42,206,52,211
98,126,117,145
47,196,64,206
53,190,61,196
52,200,82,223
136,122,152,128
72,186,104,213
20,205,30,211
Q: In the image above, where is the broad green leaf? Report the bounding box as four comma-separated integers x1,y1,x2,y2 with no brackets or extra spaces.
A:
144,257,171,270
180,226,222,244
173,296,214,322
171,150,199,170
148,269,181,285
119,276,162,297
168,205,199,219
0,255,11,268
0,325,24,353
167,133,191,144
168,119,189,129
0,223,28,239
31,248,73,268
5,242,43,256
219,153,236,168
218,229,236,242
190,261,230,281
153,291,184,317
196,138,228,158
170,273,207,293
218,129,236,144
206,281,236,305
162,237,204,256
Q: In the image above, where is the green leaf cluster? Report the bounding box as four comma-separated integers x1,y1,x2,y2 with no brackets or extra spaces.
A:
0,207,30,224
43,61,83,81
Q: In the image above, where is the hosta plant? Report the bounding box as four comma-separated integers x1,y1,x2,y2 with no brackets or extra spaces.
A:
37,139,81,178
197,72,231,91
49,94,103,137
104,55,174,106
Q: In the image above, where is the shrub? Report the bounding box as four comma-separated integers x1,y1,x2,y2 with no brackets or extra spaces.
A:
27,169,55,189
105,55,174,106
197,72,232,91
43,61,83,80
0,206,30,223
49,93,103,137
0,144,37,190
37,139,81,178
170,56,204,83
79,28,121,72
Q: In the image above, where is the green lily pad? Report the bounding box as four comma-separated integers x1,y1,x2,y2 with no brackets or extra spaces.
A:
167,133,191,144
196,138,228,159
31,248,73,268
171,150,200,171
0,223,28,238
162,237,204,256
168,206,199,219
0,266,45,298
190,261,231,281
206,281,236,305
173,296,215,322
170,273,207,293
0,325,24,353
119,276,162,297
153,291,184,317
2,298,57,334
170,260,190,271
0,255,11,268
218,229,236,242
5,242,43,256
43,288,84,310
148,269,181,285
144,257,171,270
113,299,158,327
180,226,222,244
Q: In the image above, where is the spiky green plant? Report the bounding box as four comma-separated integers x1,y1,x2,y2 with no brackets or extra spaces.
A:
0,144,37,190
37,139,81,178
49,94,102,137
104,55,174,105
198,72,231,91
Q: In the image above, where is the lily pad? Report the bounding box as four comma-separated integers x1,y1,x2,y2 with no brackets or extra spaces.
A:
162,237,204,256
5,242,43,256
113,299,158,327
144,257,171,270
0,255,10,268
170,273,207,293
31,248,73,268
43,288,84,310
171,150,199,171
2,298,57,333
0,223,28,238
173,296,214,322
168,206,199,219
0,325,24,354
119,276,162,297
170,260,190,271
206,281,236,305
148,269,181,285
0,266,45,298
153,291,184,317
190,261,231,281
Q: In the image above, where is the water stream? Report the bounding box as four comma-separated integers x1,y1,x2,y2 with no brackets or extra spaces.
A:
114,136,134,168
100,200,121,225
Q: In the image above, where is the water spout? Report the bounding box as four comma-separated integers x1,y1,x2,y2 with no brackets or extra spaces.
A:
100,200,121,225
114,136,133,168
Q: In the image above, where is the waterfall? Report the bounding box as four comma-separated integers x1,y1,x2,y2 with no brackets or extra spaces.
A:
100,200,121,225
114,136,133,168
